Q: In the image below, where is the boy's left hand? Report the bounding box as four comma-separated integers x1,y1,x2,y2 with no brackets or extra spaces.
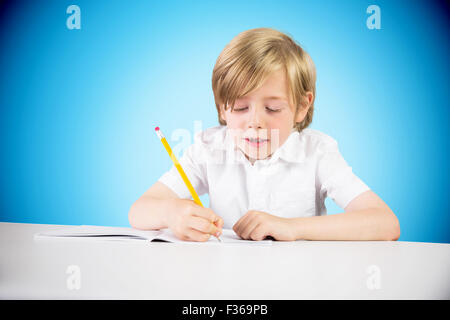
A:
233,210,296,241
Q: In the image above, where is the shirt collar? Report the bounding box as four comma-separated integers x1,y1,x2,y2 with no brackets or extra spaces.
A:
197,126,306,165
270,128,306,164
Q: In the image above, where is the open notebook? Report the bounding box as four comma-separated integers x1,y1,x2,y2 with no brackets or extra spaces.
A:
34,225,272,245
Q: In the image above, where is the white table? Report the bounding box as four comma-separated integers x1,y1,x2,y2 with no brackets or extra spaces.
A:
0,222,449,299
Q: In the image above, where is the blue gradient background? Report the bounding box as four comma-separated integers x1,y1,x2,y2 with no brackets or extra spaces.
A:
0,0,448,243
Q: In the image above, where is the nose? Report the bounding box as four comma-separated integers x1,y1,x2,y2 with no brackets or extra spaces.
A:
247,106,265,129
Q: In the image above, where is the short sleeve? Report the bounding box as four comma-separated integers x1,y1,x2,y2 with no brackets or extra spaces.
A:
158,143,209,199
316,139,370,209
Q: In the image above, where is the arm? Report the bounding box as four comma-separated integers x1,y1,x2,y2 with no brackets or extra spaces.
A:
292,190,400,241
128,181,179,230
233,190,400,241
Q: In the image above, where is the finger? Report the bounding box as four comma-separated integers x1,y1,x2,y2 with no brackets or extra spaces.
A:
241,219,261,240
186,228,211,242
249,225,268,241
188,216,220,235
214,216,224,231
234,212,255,237
191,205,221,224
232,213,249,235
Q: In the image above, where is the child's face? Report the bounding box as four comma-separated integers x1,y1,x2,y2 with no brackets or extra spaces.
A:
220,68,309,164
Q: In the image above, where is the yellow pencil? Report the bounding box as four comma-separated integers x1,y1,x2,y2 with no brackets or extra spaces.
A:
155,126,221,242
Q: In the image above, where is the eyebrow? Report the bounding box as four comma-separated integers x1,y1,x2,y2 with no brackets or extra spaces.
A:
236,96,288,102
264,96,288,102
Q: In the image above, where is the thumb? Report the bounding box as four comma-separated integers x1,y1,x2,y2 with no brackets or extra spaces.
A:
214,215,224,230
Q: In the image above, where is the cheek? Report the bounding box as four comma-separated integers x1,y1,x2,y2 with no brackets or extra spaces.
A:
266,118,293,144
277,130,291,145
224,113,246,129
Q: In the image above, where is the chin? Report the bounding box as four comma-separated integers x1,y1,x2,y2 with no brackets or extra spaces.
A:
245,151,272,162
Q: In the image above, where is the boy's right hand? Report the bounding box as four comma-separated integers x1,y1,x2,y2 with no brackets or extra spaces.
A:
166,199,224,242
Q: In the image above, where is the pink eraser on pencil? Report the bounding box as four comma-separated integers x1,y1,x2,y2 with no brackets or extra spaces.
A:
155,127,160,131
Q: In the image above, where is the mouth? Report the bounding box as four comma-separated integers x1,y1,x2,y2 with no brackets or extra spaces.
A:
244,137,269,148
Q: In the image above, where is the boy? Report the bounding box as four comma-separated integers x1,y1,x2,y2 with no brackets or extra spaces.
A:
129,28,400,241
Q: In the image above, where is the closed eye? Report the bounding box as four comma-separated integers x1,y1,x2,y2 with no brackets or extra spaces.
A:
266,106,281,112
233,106,281,113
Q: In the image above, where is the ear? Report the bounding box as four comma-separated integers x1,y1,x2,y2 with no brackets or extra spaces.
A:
219,104,227,122
294,92,314,123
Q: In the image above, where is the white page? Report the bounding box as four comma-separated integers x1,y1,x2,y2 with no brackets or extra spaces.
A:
155,229,272,245
34,225,272,245
34,225,160,241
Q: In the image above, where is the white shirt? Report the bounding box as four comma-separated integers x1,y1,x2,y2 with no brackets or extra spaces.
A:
158,125,370,229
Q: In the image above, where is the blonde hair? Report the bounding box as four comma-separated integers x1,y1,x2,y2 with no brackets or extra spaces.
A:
212,28,316,132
